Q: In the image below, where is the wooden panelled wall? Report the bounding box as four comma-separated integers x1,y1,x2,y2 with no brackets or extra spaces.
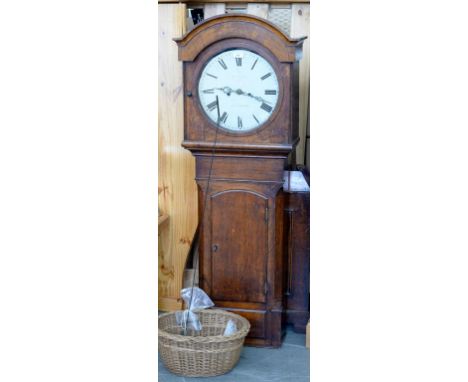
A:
158,2,310,311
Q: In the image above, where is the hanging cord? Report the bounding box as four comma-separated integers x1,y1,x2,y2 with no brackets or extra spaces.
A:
183,95,221,335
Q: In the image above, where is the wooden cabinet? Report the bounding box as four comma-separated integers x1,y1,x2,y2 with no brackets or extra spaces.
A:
283,169,310,332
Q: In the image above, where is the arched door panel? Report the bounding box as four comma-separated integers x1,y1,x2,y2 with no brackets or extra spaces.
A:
210,190,268,304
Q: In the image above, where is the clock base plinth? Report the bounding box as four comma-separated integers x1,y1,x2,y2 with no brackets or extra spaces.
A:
214,304,285,348
244,335,285,348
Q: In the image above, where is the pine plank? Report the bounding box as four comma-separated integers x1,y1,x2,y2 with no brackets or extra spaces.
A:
158,214,169,226
158,3,198,311
290,3,310,165
158,297,183,312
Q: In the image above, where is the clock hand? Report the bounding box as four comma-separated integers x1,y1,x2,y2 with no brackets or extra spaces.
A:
215,87,233,96
233,89,272,105
250,94,272,105
214,86,272,104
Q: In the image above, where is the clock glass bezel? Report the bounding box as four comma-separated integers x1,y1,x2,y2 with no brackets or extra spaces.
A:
194,41,283,136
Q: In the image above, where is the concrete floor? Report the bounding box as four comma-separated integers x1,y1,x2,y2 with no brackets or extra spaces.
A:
158,327,310,382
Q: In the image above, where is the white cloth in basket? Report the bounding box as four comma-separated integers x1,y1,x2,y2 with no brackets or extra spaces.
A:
175,287,214,332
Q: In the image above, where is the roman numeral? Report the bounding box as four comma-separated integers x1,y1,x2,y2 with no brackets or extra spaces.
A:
236,57,242,66
260,102,272,113
218,59,227,70
220,112,228,124
207,100,218,112
202,89,214,94
251,58,258,70
237,116,243,129
261,72,272,80
206,73,217,79
265,90,277,95
252,114,260,124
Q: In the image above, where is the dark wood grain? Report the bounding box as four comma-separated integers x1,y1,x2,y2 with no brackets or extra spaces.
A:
283,187,310,332
175,14,306,62
195,154,285,183
211,190,268,303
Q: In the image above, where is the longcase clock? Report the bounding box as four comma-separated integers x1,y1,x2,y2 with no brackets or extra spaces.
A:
175,14,305,347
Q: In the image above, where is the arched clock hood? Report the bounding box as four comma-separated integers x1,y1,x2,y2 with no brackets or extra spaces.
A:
175,14,306,63
175,14,306,154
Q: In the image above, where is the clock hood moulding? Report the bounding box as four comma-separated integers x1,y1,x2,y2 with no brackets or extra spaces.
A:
174,14,306,63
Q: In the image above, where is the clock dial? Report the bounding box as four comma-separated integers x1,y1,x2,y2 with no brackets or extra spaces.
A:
198,49,279,132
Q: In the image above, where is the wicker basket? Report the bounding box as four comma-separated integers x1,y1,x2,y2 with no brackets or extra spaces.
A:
158,309,251,377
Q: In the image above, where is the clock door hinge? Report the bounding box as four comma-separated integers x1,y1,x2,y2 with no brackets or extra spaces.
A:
264,281,269,296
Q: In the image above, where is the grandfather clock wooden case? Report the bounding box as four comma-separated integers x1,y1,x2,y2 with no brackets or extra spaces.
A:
176,14,305,347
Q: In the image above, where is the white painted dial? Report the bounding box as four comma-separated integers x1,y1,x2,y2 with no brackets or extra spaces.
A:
198,49,279,132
